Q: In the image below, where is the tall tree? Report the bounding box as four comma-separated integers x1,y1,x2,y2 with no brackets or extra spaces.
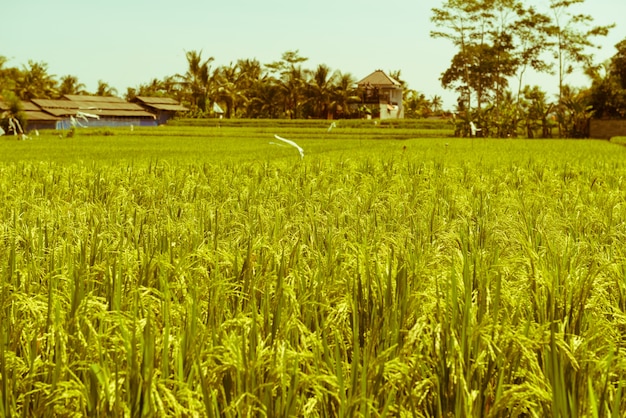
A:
266,50,309,119
546,0,614,104
14,61,57,100
178,50,215,114
432,0,517,115
95,80,118,97
0,56,20,93
58,75,87,97
215,63,247,118
586,39,626,118
329,71,359,119
305,64,336,119
610,38,626,90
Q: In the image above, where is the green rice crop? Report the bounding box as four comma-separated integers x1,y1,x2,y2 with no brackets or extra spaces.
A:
1,127,625,416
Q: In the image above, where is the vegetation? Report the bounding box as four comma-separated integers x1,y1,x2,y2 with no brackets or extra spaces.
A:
431,0,616,138
0,0,624,137
1,125,626,416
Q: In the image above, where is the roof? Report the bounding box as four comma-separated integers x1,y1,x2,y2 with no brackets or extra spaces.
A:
23,111,59,121
43,107,155,118
32,96,155,119
134,96,188,112
0,99,60,121
356,70,402,88
63,94,126,103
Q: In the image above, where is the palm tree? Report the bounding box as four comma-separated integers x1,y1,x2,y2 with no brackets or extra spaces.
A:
329,71,359,119
267,50,309,119
305,64,336,119
58,75,87,97
235,59,266,117
215,63,248,118
15,61,57,100
178,50,214,114
95,80,118,97
430,95,443,114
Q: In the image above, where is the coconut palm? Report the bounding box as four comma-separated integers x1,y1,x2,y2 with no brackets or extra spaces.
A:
178,50,215,114
58,75,87,97
329,71,359,119
305,64,336,119
95,80,118,97
215,63,248,118
431,95,443,114
14,61,57,100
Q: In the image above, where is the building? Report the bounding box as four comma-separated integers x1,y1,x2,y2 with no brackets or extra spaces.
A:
132,96,188,125
31,95,157,129
356,70,404,119
0,99,60,132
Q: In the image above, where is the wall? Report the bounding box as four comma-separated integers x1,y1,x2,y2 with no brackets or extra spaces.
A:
589,119,626,139
379,88,404,119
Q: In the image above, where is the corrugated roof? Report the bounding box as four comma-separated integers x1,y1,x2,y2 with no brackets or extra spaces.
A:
24,111,59,121
71,101,145,111
134,96,188,111
135,96,179,105
356,70,401,88
44,108,155,118
32,99,79,109
64,94,126,103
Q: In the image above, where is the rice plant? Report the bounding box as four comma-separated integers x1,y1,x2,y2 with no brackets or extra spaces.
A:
1,128,625,416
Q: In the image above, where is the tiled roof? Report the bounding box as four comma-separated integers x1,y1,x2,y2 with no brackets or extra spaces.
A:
356,70,401,88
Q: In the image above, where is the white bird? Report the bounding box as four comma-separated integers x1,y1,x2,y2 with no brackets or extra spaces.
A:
327,121,336,132
274,134,304,159
0,126,4,136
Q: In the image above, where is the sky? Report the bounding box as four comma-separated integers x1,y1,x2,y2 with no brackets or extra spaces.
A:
2,0,625,109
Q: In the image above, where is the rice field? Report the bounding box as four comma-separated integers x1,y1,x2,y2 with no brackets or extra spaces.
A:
1,125,626,417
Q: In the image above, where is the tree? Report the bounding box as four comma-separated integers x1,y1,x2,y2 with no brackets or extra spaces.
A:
178,50,215,114
432,0,518,116
519,85,554,138
430,95,443,114
14,61,57,100
58,75,87,97
546,0,614,136
547,0,614,104
95,80,118,97
0,56,20,93
403,90,431,118
329,71,359,119
266,50,309,119
0,90,26,136
304,64,336,119
586,39,626,118
215,63,247,118
611,39,626,89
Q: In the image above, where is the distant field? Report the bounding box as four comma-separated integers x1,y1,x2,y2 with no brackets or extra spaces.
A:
1,125,625,416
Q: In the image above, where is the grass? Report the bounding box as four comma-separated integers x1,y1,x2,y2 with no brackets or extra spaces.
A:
1,124,626,416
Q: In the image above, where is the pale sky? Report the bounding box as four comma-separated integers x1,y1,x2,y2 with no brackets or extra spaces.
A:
2,0,625,109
